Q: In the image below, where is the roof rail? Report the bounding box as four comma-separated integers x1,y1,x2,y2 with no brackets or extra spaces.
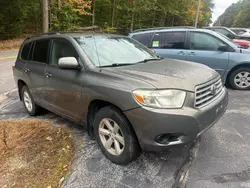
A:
23,32,61,41
132,26,195,33
40,32,61,36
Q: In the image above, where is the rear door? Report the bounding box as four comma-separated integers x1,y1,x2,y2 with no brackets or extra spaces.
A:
186,31,229,77
43,38,83,121
14,42,32,85
24,39,50,104
150,31,187,60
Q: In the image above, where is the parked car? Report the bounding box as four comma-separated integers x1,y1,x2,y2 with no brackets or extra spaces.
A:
129,28,250,90
13,33,228,165
217,32,250,49
230,28,250,37
232,39,250,49
203,26,250,41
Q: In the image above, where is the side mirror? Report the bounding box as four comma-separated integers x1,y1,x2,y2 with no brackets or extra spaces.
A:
218,44,228,52
58,57,80,69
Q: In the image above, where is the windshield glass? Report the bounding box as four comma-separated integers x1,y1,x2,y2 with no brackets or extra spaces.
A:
74,35,157,67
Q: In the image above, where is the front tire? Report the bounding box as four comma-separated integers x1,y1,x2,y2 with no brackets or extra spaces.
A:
21,85,40,116
229,68,250,90
93,106,141,165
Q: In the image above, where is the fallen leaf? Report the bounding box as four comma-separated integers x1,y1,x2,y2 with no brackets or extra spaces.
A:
58,177,65,188
46,136,52,141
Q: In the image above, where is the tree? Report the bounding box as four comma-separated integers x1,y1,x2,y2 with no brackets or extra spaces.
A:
214,0,250,28
0,0,214,39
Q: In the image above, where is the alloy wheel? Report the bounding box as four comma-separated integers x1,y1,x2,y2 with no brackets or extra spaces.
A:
98,118,125,156
23,91,33,112
234,71,250,89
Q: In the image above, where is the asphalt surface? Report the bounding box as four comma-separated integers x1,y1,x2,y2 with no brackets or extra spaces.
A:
0,50,18,93
1,51,250,188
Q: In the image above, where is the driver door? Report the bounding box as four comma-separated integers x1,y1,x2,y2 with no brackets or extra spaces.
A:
43,38,83,121
186,31,230,77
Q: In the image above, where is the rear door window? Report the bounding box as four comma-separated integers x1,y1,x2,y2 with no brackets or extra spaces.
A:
151,32,186,49
132,33,153,47
21,42,32,60
32,39,50,63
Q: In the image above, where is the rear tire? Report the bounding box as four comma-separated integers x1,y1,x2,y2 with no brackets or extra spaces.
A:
21,85,41,116
229,67,250,90
93,106,141,165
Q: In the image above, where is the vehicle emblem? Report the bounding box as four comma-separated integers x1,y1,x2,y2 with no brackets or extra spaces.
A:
210,84,217,95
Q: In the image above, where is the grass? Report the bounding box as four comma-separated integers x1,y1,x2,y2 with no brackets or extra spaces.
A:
0,119,74,188
0,39,24,51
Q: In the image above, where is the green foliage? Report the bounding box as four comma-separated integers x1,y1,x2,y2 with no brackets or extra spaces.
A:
0,0,214,40
50,0,80,31
0,0,41,40
214,0,250,28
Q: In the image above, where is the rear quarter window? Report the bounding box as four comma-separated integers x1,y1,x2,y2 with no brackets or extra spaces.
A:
132,33,153,47
21,42,32,60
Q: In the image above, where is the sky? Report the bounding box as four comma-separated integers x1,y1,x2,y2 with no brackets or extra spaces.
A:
212,0,240,23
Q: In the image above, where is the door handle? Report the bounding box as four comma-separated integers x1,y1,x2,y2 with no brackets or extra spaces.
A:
177,51,186,56
24,68,30,73
45,72,52,78
188,52,196,56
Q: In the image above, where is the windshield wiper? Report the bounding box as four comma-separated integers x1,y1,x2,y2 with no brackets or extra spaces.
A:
136,57,163,64
99,63,135,68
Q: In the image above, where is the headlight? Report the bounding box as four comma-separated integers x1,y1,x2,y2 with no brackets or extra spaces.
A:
133,89,186,108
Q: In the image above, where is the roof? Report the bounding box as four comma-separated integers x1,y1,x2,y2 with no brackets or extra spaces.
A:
129,27,215,35
131,26,195,33
24,32,124,41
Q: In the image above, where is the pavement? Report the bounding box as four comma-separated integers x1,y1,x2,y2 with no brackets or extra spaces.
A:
1,51,250,188
0,50,18,93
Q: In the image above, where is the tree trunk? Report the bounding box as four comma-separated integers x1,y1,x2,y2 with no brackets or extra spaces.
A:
195,0,202,28
92,0,96,26
42,0,49,33
58,0,62,9
172,15,175,26
130,0,135,32
139,12,142,28
111,0,116,27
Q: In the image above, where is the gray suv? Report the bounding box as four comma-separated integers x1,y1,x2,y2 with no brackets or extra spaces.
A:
13,33,228,165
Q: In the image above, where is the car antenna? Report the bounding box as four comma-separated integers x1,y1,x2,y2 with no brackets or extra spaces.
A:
92,28,101,70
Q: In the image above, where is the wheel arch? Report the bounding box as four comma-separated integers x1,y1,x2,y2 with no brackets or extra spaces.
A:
17,80,27,101
226,63,250,85
86,99,139,144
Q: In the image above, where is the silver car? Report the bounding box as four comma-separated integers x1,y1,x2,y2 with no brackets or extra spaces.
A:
13,33,228,165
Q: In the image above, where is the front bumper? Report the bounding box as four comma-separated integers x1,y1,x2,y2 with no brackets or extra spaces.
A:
124,88,228,151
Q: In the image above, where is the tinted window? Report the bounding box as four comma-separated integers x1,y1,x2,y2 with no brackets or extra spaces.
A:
50,39,78,66
151,32,186,49
190,32,226,51
214,29,230,37
32,40,50,63
231,29,240,34
21,42,32,60
132,33,153,46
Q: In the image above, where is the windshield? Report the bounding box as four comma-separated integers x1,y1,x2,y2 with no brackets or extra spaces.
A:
74,35,158,67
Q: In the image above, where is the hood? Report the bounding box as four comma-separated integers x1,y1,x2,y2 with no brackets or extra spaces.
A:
103,58,219,92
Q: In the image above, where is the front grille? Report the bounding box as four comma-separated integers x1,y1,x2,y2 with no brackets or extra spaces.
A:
195,77,224,108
